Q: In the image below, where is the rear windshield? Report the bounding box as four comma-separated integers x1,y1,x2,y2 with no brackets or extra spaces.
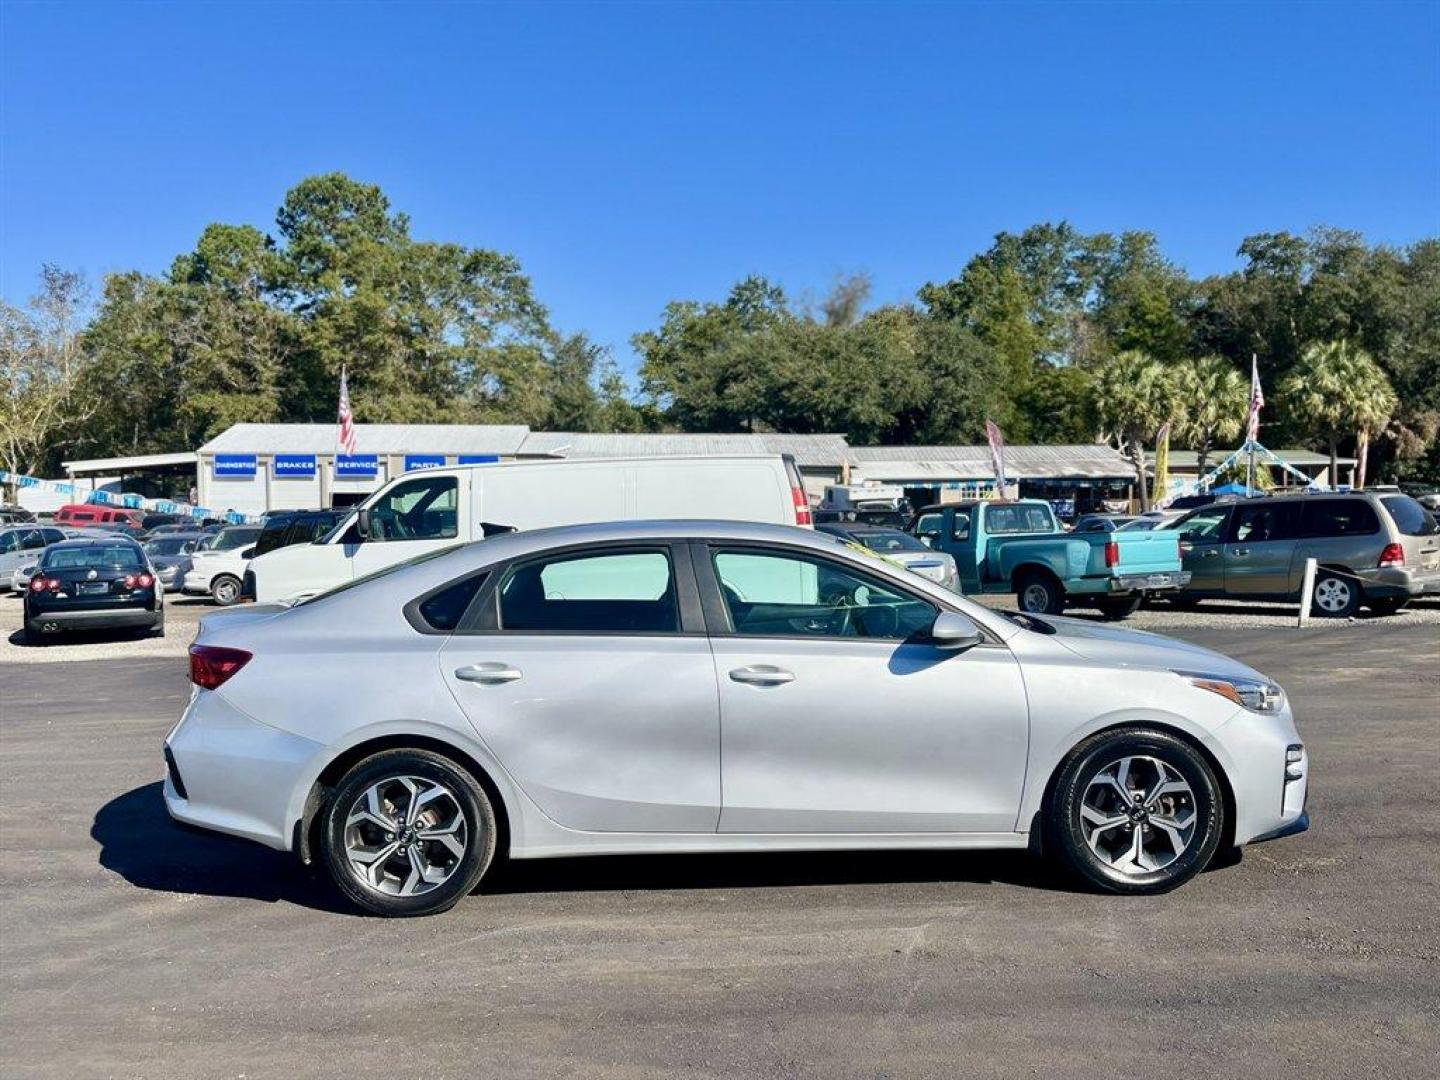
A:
853,531,929,554
1380,495,1439,537
144,538,193,556
43,546,142,570
985,504,1054,534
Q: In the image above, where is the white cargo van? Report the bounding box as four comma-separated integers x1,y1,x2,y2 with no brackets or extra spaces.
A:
246,455,812,604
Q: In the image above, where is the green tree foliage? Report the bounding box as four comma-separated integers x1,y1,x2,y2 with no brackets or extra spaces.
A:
1092,351,1188,509
68,173,610,464
1,266,96,478
635,277,1006,444
1173,355,1248,476
1278,341,1397,487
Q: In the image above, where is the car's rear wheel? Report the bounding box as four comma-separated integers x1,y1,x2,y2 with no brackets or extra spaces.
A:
320,749,497,917
1096,596,1142,621
22,621,44,647
210,575,241,607
1311,571,1360,618
1047,728,1224,894
1016,571,1065,615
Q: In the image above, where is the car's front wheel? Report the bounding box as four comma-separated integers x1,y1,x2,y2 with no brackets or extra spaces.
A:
209,574,242,606
1047,727,1224,894
320,749,497,917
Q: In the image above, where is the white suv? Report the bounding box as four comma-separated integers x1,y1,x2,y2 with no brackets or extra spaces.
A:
182,525,262,605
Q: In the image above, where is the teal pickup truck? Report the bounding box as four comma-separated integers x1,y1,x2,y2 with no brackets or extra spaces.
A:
909,500,1190,620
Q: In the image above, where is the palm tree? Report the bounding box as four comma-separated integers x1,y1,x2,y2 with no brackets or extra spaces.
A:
1093,350,1187,509
1278,341,1397,489
1173,355,1247,479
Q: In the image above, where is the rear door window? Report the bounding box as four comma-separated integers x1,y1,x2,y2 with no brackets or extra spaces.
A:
498,550,677,633
1300,500,1380,538
1227,503,1300,543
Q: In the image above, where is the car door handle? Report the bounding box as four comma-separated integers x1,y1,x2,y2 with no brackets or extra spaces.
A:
729,665,795,687
454,663,523,685
1202,550,1220,558
1231,548,1249,557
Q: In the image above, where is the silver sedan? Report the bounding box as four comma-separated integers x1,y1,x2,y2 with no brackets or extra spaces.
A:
165,520,1310,917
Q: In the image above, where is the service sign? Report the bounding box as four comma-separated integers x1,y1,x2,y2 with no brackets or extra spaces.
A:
273,454,317,479
404,454,446,471
335,455,379,478
214,454,257,478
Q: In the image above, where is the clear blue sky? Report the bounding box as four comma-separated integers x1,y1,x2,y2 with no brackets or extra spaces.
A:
3,1,1437,375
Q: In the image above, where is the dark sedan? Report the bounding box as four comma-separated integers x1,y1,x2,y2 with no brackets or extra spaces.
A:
23,538,164,645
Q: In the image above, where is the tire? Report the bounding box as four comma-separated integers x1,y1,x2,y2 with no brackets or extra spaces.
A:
320,748,498,917
1016,571,1065,615
1311,570,1360,618
1047,727,1224,895
1097,596,1143,621
1367,597,1409,616
22,621,45,647
210,575,241,607
147,612,166,638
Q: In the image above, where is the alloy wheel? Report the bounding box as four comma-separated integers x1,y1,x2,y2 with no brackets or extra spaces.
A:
1079,755,1196,876
343,776,470,898
1314,577,1352,614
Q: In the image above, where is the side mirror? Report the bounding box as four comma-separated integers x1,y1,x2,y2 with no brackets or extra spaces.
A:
929,611,985,650
240,546,256,559
354,508,372,540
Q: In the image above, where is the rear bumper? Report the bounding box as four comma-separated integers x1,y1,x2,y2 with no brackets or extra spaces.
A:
1109,570,1191,595
1356,564,1440,600
26,606,159,632
164,689,325,851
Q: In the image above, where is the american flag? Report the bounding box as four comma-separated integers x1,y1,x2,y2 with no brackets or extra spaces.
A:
1246,354,1265,444
337,367,357,455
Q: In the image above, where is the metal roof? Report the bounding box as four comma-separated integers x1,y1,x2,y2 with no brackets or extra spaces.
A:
517,431,853,467
63,451,198,474
849,444,1134,479
1165,448,1355,468
198,424,532,456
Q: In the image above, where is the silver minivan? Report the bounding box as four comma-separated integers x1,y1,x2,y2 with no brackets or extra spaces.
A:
0,525,67,590
1170,493,1440,616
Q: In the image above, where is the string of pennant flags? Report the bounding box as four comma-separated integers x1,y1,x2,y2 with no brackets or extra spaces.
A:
0,470,254,524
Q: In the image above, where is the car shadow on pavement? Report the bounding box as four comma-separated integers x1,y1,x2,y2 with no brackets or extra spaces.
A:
92,782,351,914
483,846,1073,896
94,783,1084,910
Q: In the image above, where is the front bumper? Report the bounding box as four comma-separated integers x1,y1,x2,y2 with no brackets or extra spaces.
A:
181,569,214,594
1207,705,1310,847
163,688,325,851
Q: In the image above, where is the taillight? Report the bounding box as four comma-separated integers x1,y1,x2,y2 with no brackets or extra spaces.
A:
30,577,59,592
791,486,813,526
1378,542,1405,568
189,645,252,690
124,572,155,589
1105,540,1120,568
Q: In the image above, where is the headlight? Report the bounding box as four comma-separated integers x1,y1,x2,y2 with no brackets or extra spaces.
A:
1176,670,1285,714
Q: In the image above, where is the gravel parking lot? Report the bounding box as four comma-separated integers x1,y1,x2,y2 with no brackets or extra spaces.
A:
1,616,1436,1078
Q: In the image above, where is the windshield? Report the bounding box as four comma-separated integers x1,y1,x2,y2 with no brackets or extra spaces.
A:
1380,495,1439,536
211,526,261,551
43,545,142,570
293,543,466,607
854,530,928,554
144,537,193,556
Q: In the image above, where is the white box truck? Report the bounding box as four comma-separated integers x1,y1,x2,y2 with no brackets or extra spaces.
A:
246,455,812,604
